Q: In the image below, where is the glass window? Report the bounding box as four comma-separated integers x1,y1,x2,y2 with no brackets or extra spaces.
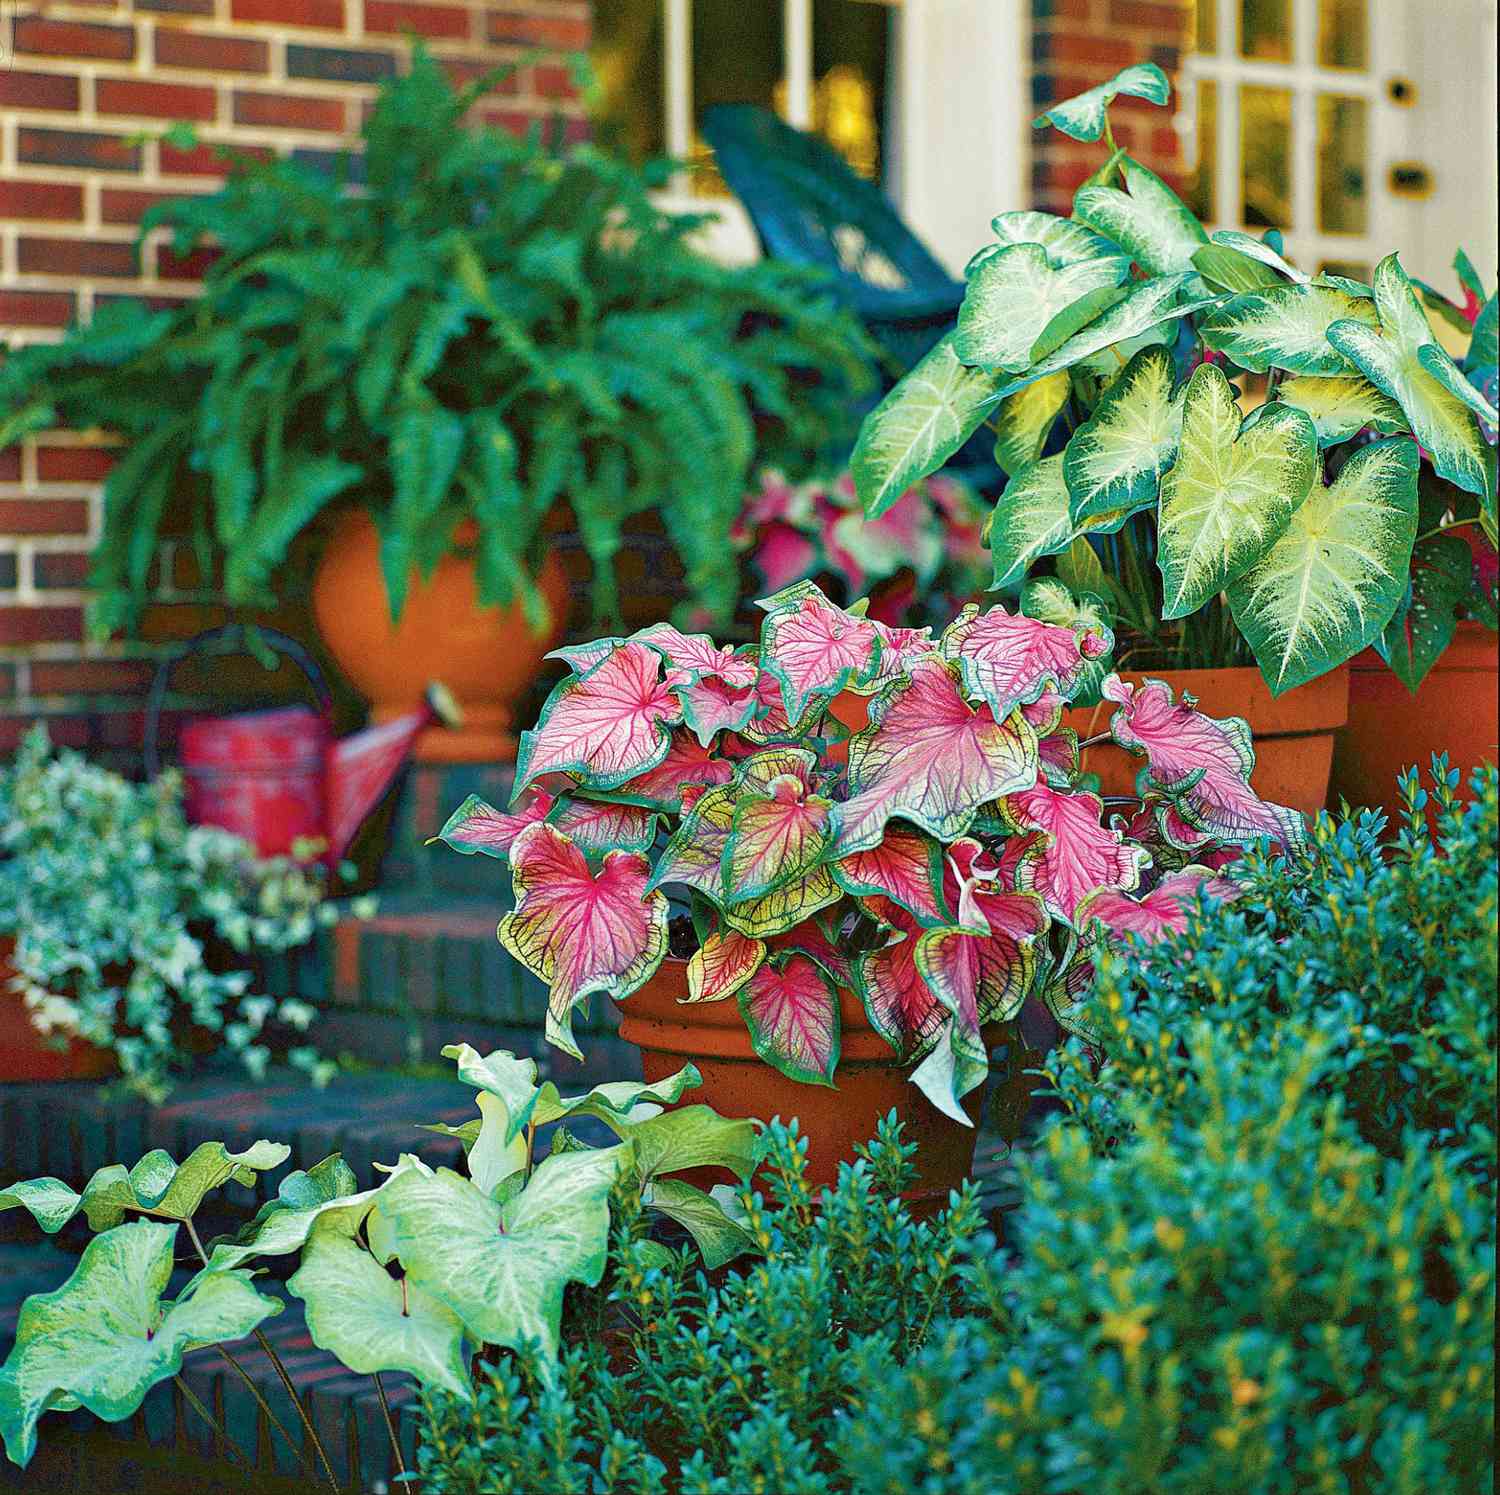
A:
1317,0,1367,70
1240,0,1291,61
1316,94,1368,234
1241,84,1292,228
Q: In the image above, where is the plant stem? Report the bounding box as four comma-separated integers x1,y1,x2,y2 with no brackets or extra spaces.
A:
372,1372,417,1490
1414,517,1473,545
174,1374,253,1472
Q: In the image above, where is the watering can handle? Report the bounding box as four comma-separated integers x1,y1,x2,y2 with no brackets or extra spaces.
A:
143,624,333,780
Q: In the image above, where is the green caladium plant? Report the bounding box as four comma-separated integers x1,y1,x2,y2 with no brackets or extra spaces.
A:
852,61,1498,693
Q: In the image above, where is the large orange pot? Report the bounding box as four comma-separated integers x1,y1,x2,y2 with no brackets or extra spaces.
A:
614,960,982,1199
312,511,570,763
1,940,115,1083
1059,665,1349,819
1329,622,1499,818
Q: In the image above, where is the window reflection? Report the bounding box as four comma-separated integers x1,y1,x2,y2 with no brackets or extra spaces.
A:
1241,84,1292,228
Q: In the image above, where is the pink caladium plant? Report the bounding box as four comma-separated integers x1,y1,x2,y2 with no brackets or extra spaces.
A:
439,583,1304,1121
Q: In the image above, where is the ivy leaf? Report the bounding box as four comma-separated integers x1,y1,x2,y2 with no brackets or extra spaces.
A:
1073,158,1208,276
1327,254,1498,501
1227,438,1419,693
1157,363,1319,619
991,371,1071,477
0,1220,280,1468
642,1179,760,1270
1376,532,1473,691
1198,282,1379,374
737,955,841,1087
1275,374,1407,446
1032,63,1171,142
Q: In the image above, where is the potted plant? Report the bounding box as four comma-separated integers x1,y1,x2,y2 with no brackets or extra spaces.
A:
851,63,1497,815
0,728,349,1100
0,49,873,763
435,582,1294,1192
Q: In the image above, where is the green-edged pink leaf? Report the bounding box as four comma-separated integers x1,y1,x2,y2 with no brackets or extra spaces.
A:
955,242,1128,372
740,670,801,743
767,921,852,988
982,210,1129,272
605,728,735,810
1226,437,1419,693
435,789,554,859
998,781,1149,921
865,620,940,691
686,930,766,1004
1157,362,1319,619
551,796,657,855
498,822,668,1060
1033,62,1171,142
1073,867,1240,942
514,642,685,795
723,776,833,904
678,677,758,746
992,372,1072,477
834,826,946,925
1073,158,1208,276
757,581,883,725
852,898,946,1060
720,864,843,940
1274,374,1406,445
941,600,1113,719
1101,673,1305,846
1063,345,1185,521
646,783,736,901
739,745,820,793
834,660,1039,854
546,638,620,673
1198,282,1378,374
1328,254,1497,501
736,955,840,1087
631,624,758,685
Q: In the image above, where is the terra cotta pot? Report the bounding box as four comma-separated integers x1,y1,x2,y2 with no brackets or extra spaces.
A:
1329,621,1499,819
1,940,115,1083
311,510,570,763
614,959,982,1198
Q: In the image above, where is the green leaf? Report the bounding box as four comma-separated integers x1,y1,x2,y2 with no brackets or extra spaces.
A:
382,404,467,615
642,1178,759,1269
1156,362,1319,619
992,372,1071,477
1029,286,1130,364
1275,374,1407,446
603,1105,756,1184
1327,254,1497,501
1073,158,1208,276
954,243,1127,371
467,1093,531,1199
1198,282,1379,374
986,455,1132,590
980,211,1128,272
1227,438,1420,693
439,1043,542,1135
1191,244,1284,295
287,1233,470,1399
1062,345,1184,523
1032,63,1171,142
1465,293,1497,372
1376,533,1472,690
1207,230,1308,284
852,333,1007,516
374,1145,627,1366
529,1066,706,1140
0,1220,280,1468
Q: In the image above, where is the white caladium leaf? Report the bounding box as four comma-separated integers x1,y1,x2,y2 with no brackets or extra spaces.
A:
529,1066,704,1138
833,660,1039,854
955,242,1128,372
686,929,766,1003
1063,345,1185,522
375,1144,627,1367
1328,254,1498,501
1191,244,1285,296
0,1220,281,1469
1227,437,1420,693
1073,158,1209,276
851,333,1007,517
987,455,1138,591
642,1178,760,1270
1032,62,1171,141
1198,282,1379,374
834,826,947,925
1275,374,1406,446
498,822,668,1060
287,1233,471,1400
991,371,1071,477
602,1104,756,1185
468,1093,531,1198
736,954,841,1086
981,210,1129,271
1208,229,1308,284
941,601,1112,719
1157,362,1319,619
757,581,883,726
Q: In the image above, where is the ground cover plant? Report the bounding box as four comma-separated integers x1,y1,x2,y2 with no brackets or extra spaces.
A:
853,63,1499,692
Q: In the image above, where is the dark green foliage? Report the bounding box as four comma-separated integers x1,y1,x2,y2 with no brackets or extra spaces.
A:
0,49,874,636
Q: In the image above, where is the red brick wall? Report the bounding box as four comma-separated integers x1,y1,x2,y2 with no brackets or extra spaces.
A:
0,0,589,753
1030,0,1193,212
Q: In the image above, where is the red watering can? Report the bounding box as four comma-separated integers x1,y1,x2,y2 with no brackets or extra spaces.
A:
145,625,454,865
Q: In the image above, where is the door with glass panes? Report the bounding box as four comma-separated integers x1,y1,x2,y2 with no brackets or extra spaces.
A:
1179,0,1498,296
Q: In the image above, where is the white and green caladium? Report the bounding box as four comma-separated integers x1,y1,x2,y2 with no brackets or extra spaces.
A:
1032,62,1170,142
1273,374,1406,446
991,372,1071,477
1198,282,1380,374
979,210,1129,273
1156,363,1319,618
1073,157,1209,277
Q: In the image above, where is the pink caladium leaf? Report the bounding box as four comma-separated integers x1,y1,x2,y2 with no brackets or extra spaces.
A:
646,784,736,900
435,788,555,858
1101,675,1305,848
852,898,947,1060
834,660,1039,854
607,729,735,811
940,602,1115,721
834,826,947,925
1037,728,1081,786
550,796,657,856
864,620,938,691
685,929,766,1004
736,954,841,1086
768,918,852,988
723,775,835,905
499,823,668,1060
1074,867,1241,942
632,624,758,686
999,781,1149,922
515,642,686,796
678,677,758,747
741,671,801,744
753,523,820,592
757,581,883,726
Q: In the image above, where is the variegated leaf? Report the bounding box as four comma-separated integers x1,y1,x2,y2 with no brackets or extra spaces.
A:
551,796,657,855
629,624,757,685
1198,282,1379,374
719,862,843,940
1073,158,1209,276
677,676,758,747
646,783,736,900
992,371,1071,477
686,929,766,1004
605,728,735,810
1377,532,1473,691
434,789,554,859
757,581,883,726
941,601,1112,719
981,210,1129,271
834,826,947,925
1208,230,1308,284
737,955,841,1086
1073,867,1240,942
723,775,834,904
1275,374,1406,446
988,454,1136,591
852,899,947,1060
1032,62,1170,142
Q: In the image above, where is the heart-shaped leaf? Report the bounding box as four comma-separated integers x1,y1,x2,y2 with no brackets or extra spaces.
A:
1328,254,1497,501
723,775,834,904
287,1233,470,1399
852,897,948,1060
1073,867,1239,942
987,455,1139,591
1274,374,1406,445
941,600,1113,720
1063,345,1185,521
1198,282,1379,374
1073,158,1208,276
992,371,1071,477
981,210,1129,271
678,676,758,746
647,783,736,900
434,789,554,858
641,1178,760,1270
602,1105,756,1184
1033,62,1171,141
1227,437,1420,693
0,1220,280,1468
529,1066,704,1138
1157,362,1319,619
631,624,757,685
757,581,883,726
604,728,735,811
1376,532,1473,691
955,243,1128,371
736,955,841,1086
686,929,766,1003
834,826,947,925
833,660,1038,854
549,796,657,856
499,822,668,1060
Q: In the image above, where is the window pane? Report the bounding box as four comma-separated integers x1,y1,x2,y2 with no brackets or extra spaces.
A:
1241,0,1291,61
590,0,665,163
1319,259,1370,280
1317,0,1367,69
811,0,890,182
1317,94,1368,234
1241,84,1292,227
1184,78,1218,222
692,1,783,194
1194,0,1218,53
